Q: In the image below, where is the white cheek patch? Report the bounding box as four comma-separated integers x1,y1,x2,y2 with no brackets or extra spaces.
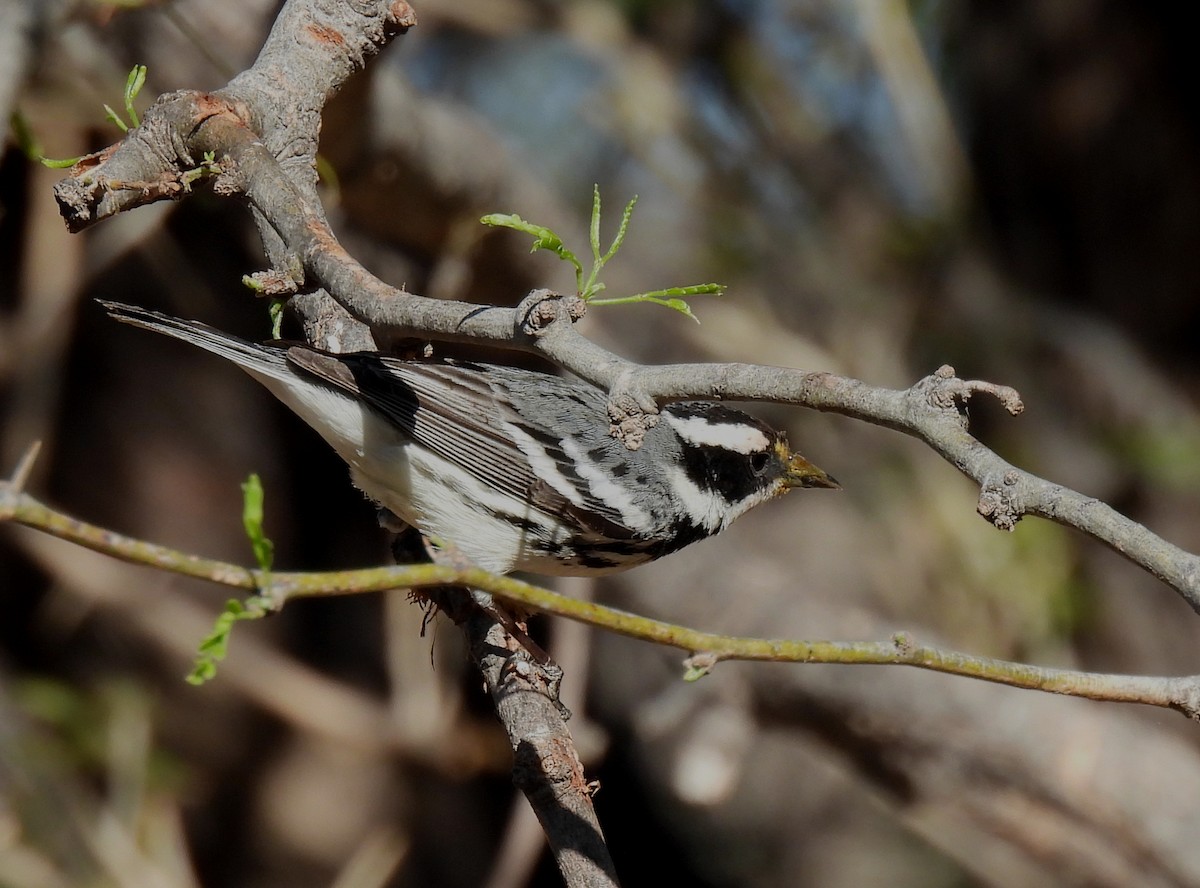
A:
666,466,781,533
665,466,727,533
666,413,771,454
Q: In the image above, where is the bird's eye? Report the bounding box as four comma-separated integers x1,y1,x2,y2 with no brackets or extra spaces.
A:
749,451,770,474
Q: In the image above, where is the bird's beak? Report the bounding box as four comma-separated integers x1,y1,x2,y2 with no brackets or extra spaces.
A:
783,453,840,490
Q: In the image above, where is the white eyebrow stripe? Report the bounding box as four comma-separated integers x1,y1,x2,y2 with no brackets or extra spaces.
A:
664,467,726,532
665,413,770,454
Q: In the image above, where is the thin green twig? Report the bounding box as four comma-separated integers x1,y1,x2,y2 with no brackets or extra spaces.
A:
4,475,1199,717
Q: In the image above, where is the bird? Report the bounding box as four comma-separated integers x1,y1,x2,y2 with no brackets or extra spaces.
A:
101,301,838,576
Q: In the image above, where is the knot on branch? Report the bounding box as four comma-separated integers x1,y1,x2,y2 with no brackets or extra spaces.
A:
512,733,587,795
606,381,660,451
891,631,916,655
515,289,586,338
1171,681,1200,722
682,651,719,680
915,365,1025,428
245,260,304,299
53,90,252,232
501,654,565,704
52,175,99,231
977,470,1024,531
387,1,419,32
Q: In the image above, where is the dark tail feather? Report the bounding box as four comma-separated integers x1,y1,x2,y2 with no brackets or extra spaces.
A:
99,301,291,380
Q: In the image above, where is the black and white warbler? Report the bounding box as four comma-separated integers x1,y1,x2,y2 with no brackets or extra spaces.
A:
102,301,838,576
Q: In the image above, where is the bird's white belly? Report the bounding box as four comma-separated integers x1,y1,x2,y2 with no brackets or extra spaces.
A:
332,409,563,574
354,446,556,574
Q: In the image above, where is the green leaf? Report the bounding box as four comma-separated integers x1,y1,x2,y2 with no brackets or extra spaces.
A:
480,189,724,320
268,300,285,339
579,187,639,300
481,212,584,277
11,112,84,167
124,64,147,128
103,104,128,133
187,475,276,684
11,64,148,167
602,193,638,264
9,110,39,158
241,473,274,573
480,214,558,251
315,152,341,198
661,299,699,323
587,283,726,323
589,184,603,264
647,283,727,298
186,596,269,685
590,295,698,322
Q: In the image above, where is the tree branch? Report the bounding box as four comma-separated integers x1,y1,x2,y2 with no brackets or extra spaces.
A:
462,609,618,887
6,459,1200,721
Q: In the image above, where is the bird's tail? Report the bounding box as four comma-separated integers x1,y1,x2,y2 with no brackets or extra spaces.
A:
99,300,292,382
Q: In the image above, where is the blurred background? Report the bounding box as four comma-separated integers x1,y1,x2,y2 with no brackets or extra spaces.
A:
4,1,1200,886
